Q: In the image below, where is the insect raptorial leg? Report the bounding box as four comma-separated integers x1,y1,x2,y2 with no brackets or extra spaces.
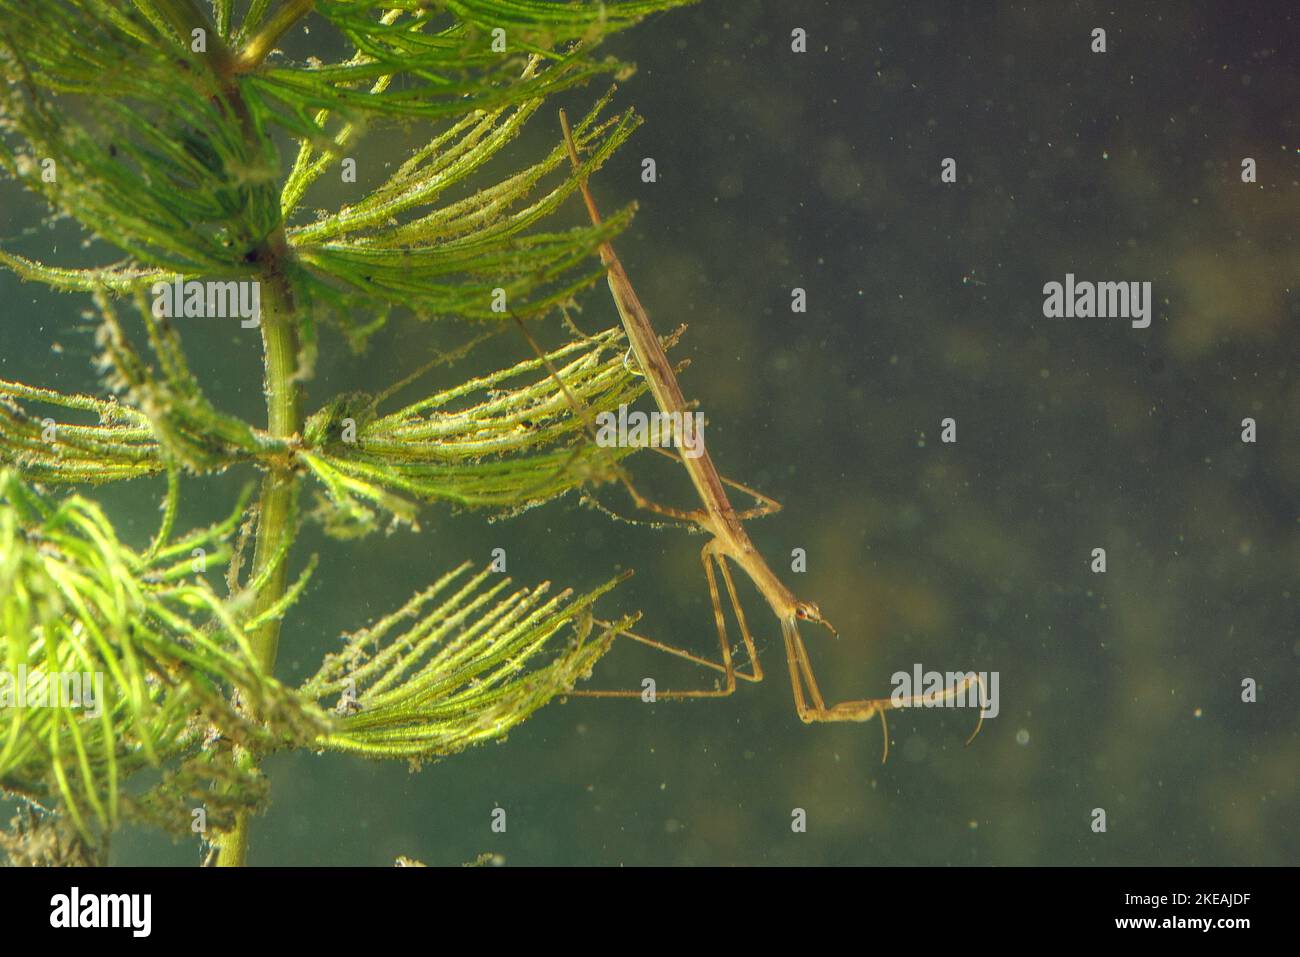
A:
823,672,986,727
780,617,814,717
783,617,828,715
779,619,889,758
779,626,986,762
828,674,985,762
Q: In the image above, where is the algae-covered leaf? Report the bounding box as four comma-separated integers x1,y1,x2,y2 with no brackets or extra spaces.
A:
303,561,634,760
0,377,164,484
299,323,666,528
0,472,330,842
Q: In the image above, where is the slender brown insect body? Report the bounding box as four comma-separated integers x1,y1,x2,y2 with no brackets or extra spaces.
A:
552,110,982,761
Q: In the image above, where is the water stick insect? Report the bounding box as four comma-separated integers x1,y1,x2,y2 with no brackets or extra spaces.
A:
525,110,984,761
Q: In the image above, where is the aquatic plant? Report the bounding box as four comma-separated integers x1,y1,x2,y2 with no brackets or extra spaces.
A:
0,0,689,865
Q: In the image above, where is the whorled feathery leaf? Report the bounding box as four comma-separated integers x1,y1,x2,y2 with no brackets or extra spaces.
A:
0,1,688,345
286,85,645,329
0,287,275,482
0,378,164,484
297,323,678,530
0,0,698,861
0,471,331,842
253,1,694,129
91,288,278,473
0,0,282,277
302,560,635,761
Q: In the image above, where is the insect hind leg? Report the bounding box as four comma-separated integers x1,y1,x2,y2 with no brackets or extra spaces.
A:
566,544,762,699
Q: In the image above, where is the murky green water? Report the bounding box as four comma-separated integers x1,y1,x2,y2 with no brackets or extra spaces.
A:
2,0,1296,865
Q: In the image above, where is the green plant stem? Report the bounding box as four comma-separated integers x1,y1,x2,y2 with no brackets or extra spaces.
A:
244,259,301,674
235,0,316,73
153,0,318,870
214,253,301,868
154,0,237,75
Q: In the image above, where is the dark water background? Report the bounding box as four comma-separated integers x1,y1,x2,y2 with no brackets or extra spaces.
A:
1,0,1297,865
